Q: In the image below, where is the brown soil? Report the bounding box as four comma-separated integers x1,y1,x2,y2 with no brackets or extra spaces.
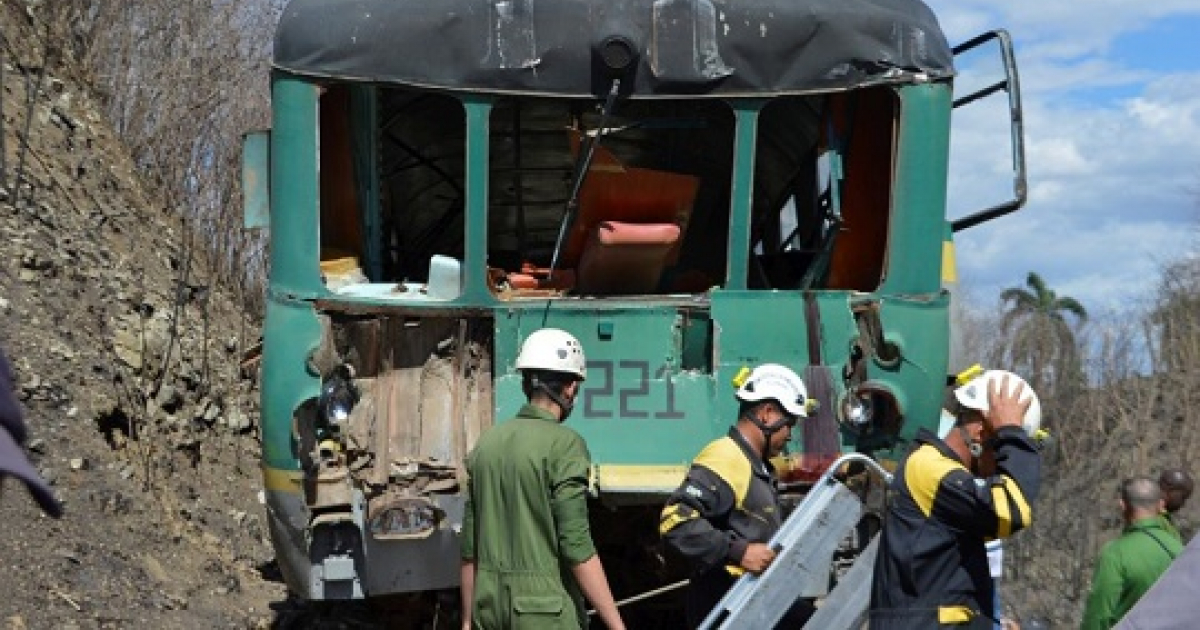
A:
0,3,399,628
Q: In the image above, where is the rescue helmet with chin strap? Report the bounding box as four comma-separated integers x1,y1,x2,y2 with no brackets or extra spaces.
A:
953,369,1041,435
735,363,809,418
515,328,587,380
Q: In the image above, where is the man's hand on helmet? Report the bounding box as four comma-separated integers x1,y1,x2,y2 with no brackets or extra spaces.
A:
985,374,1032,433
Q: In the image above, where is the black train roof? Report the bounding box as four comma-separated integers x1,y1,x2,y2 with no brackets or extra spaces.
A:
274,0,955,98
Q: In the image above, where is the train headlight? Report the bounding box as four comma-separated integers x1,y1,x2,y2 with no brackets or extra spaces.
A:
841,391,875,428
597,35,638,76
318,364,358,427
837,381,903,437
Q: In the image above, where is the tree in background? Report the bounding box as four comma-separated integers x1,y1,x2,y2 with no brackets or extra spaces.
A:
999,271,1088,398
1009,263,1200,627
1149,256,1200,373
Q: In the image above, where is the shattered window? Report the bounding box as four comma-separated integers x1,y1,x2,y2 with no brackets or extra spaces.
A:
751,89,899,291
486,98,734,297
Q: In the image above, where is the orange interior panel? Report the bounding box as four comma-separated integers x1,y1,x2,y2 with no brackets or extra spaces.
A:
825,90,897,291
319,86,363,261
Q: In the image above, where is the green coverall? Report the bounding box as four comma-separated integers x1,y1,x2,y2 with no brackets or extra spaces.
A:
1081,516,1181,630
461,404,597,629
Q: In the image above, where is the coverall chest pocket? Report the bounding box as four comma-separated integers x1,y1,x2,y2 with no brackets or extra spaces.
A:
512,594,570,629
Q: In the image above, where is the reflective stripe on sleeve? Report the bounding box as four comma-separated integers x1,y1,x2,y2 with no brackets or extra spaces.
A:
992,475,1033,537
659,504,697,535
937,605,976,625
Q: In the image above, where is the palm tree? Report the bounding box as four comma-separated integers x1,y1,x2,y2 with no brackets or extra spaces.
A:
999,272,1088,395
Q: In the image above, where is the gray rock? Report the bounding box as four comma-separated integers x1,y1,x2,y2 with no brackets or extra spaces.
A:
112,327,144,369
155,384,181,411
226,409,252,433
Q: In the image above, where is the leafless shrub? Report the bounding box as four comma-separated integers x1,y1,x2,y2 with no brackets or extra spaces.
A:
954,255,1200,627
2,0,275,506
28,0,279,314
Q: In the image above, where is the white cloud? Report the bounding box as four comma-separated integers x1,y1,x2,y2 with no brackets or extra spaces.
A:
1030,138,1092,177
929,0,1200,54
929,1,1200,313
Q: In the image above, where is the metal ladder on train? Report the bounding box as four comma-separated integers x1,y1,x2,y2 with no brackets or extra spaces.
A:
698,453,893,630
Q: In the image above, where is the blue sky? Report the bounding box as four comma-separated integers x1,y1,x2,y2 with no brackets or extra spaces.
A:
927,1,1200,314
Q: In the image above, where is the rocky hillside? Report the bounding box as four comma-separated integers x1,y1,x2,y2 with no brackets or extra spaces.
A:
2,1,1196,629
0,2,292,627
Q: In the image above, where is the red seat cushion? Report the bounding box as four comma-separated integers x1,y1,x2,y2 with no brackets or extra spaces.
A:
576,221,681,294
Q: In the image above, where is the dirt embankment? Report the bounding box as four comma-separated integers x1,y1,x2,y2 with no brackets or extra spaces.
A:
0,2,291,627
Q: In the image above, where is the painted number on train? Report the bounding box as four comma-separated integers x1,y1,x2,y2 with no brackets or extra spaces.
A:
582,360,686,420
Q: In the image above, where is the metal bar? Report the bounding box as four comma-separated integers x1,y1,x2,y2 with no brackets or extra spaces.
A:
952,80,1005,109
460,97,495,302
724,103,762,290
547,79,621,277
587,580,690,615
950,29,1028,232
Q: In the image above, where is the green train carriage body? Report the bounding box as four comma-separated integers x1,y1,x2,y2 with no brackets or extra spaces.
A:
245,0,1026,604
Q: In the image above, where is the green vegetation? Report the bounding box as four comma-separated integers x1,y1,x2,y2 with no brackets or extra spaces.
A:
958,255,1199,627
999,271,1088,398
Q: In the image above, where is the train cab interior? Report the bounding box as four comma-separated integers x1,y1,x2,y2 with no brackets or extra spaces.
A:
313,84,898,299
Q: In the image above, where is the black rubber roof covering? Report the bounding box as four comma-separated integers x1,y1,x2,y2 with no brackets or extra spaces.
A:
274,0,954,97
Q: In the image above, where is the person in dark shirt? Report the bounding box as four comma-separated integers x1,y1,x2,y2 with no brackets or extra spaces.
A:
0,347,63,518
660,363,812,628
870,369,1040,629
1158,468,1193,542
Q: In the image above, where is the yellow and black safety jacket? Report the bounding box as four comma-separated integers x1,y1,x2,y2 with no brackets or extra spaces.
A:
869,427,1041,629
660,428,783,627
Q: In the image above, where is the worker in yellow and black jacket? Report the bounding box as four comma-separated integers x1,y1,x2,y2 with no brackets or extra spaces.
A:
870,369,1043,629
660,364,813,629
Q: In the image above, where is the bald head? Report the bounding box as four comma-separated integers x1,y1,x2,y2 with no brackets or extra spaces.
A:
1160,468,1194,513
1121,477,1163,520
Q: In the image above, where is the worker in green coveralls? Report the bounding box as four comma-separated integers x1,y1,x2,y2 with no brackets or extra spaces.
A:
459,328,625,630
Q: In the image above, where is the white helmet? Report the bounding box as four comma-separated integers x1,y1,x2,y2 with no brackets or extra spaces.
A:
953,369,1041,434
515,328,587,380
735,363,809,417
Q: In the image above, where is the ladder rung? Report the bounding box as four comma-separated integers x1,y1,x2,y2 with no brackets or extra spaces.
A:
699,477,864,629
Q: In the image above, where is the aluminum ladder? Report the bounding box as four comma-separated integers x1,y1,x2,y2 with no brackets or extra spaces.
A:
697,453,892,630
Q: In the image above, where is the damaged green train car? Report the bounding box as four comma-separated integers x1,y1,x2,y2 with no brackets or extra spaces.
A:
242,0,1028,618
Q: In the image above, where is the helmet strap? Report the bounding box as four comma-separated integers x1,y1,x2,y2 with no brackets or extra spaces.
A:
747,413,788,460
532,375,574,419
959,424,983,459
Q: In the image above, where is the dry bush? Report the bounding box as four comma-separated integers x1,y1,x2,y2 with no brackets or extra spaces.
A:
2,0,278,499
956,254,1200,627
22,0,279,313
